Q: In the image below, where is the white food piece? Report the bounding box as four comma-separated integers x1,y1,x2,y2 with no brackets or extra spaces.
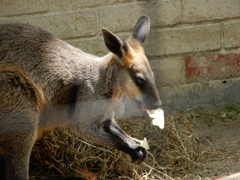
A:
132,137,150,150
147,108,165,129
141,138,150,150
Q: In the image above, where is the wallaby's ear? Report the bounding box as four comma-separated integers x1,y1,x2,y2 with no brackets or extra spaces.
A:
132,16,150,44
102,28,128,59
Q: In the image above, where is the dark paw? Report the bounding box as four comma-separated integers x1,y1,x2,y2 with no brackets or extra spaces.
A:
131,146,147,164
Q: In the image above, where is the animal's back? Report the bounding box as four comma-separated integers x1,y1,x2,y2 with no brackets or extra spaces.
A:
0,23,64,85
0,23,55,64
0,23,96,68
0,23,99,103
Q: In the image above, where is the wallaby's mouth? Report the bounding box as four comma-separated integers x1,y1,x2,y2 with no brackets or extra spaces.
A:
134,99,146,111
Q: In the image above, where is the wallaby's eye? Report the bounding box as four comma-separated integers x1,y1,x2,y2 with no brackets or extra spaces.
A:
134,75,145,87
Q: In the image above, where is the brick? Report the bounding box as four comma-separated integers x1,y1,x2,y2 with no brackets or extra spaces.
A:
108,0,142,3
68,37,107,56
224,21,240,48
225,77,240,104
47,0,107,12
186,53,240,80
160,77,240,110
145,24,221,56
0,11,97,39
68,32,138,56
99,0,181,32
160,80,226,110
182,0,240,23
0,0,47,16
149,56,186,87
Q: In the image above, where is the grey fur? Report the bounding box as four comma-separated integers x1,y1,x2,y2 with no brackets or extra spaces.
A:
0,16,161,180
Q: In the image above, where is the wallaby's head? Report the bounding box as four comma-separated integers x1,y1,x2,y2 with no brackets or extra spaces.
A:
102,16,161,110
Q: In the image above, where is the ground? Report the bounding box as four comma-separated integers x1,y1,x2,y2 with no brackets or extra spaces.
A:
179,105,240,180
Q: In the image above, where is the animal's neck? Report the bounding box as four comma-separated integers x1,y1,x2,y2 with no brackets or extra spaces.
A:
94,53,124,124
98,53,123,99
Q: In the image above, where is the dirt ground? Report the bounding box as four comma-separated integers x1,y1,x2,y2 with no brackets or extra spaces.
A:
180,108,240,180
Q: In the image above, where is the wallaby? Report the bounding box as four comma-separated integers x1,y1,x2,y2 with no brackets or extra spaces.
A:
0,16,161,180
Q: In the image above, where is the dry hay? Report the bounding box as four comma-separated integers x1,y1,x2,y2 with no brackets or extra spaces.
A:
29,109,204,180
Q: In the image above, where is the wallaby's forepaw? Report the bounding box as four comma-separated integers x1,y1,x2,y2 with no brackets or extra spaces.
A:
131,146,147,164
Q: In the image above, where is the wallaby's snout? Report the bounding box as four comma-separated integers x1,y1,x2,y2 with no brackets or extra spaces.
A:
142,79,162,110
134,83,162,111
141,94,162,110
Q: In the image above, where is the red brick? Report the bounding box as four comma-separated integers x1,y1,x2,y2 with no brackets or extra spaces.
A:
186,54,240,80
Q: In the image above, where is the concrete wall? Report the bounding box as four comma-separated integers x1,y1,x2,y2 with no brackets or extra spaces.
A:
0,0,240,110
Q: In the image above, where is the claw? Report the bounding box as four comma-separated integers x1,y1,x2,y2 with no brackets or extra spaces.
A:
130,146,147,164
